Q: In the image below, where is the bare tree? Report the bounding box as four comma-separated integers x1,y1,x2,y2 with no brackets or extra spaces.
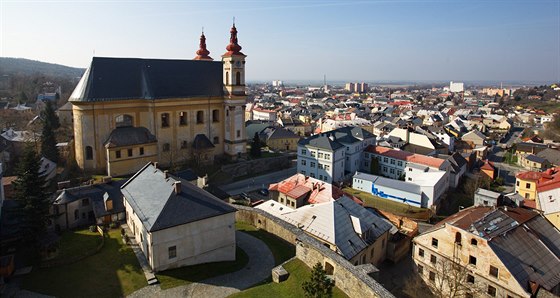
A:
421,257,484,298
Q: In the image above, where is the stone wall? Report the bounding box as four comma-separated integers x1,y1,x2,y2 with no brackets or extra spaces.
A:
222,155,293,178
235,206,395,298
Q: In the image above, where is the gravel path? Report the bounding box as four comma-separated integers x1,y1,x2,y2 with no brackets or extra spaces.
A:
127,231,275,298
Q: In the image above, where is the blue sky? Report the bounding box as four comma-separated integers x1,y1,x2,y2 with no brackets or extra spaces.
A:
1,0,559,83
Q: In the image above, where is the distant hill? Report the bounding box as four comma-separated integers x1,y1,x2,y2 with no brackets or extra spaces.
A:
0,57,85,78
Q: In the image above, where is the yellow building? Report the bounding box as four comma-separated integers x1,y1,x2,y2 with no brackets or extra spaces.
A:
70,25,248,176
515,171,540,200
261,127,301,152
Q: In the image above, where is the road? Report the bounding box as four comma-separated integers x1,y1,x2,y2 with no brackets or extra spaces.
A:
220,167,297,195
488,145,521,193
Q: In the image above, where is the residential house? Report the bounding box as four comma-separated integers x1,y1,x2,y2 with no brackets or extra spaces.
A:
473,188,502,207
515,168,560,201
413,206,560,298
537,148,560,167
446,152,468,189
297,126,376,183
480,160,496,180
461,129,486,148
123,162,237,272
515,142,548,163
260,127,301,152
519,154,549,171
537,178,560,229
257,196,392,266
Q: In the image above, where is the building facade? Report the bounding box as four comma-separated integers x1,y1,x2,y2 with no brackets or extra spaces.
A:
70,24,248,176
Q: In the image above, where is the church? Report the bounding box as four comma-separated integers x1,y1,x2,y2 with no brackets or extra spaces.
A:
69,24,247,176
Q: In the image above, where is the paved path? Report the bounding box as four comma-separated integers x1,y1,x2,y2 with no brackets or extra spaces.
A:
122,224,158,284
127,231,275,298
220,167,297,195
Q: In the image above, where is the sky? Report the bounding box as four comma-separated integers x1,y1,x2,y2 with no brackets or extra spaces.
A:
1,0,559,83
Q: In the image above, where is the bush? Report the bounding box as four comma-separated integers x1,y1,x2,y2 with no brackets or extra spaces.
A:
89,225,97,233
109,222,117,229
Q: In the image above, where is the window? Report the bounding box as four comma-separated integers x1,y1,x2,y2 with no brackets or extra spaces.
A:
471,239,477,246
455,232,462,245
390,159,395,165
82,199,89,206
197,111,204,124
212,109,219,122
161,113,170,127
383,157,388,163
310,173,315,178
237,130,241,138
525,193,530,199
418,265,423,275
179,112,187,125
74,209,79,220
116,150,122,159
319,175,323,180
489,265,499,278
128,148,133,157
236,71,241,85
301,170,306,175
516,180,520,186
139,147,144,155
526,183,531,189
325,165,330,171
430,255,437,264
169,246,177,259
390,169,395,174
213,137,220,144
310,162,316,168
85,146,93,160
116,114,133,127
487,285,496,297
469,255,477,266
226,71,229,85
397,170,402,176
318,152,324,158
408,177,412,181
383,166,388,172
432,238,438,248
467,274,474,283
301,149,307,155
408,167,412,171
418,248,424,257
429,271,435,281
163,143,170,152
301,160,307,166
311,151,316,157
398,161,403,167
318,164,323,169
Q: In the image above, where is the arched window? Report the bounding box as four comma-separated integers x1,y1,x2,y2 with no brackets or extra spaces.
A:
115,114,133,127
236,71,241,86
85,146,93,160
226,72,229,85
212,109,219,123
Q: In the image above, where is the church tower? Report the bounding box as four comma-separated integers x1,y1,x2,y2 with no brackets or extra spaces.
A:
222,22,247,158
193,30,213,61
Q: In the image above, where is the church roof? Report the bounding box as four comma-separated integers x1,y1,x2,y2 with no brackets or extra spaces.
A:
104,126,157,148
69,57,224,102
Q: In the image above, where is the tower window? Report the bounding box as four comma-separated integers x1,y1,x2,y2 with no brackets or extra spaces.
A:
226,72,229,85
179,112,187,125
197,111,204,124
236,71,241,86
85,146,93,160
212,109,220,123
161,113,170,128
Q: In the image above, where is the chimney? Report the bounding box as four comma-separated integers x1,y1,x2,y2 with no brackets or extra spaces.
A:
153,161,159,168
173,181,181,194
164,170,169,179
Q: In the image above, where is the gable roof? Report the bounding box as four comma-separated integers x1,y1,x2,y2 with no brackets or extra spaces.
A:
298,126,374,151
537,148,560,166
70,57,224,102
121,163,236,232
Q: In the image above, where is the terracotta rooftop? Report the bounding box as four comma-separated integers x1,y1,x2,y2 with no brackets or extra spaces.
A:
2,176,17,186
481,160,495,171
269,174,344,204
366,145,446,169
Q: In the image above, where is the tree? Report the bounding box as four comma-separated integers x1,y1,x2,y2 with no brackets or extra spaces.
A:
42,100,60,130
302,262,334,298
421,257,484,298
40,101,61,163
250,132,262,158
13,146,51,249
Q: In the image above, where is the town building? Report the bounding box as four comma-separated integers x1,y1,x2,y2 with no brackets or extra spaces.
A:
413,206,560,298
297,126,376,183
70,24,248,176
473,188,502,207
514,169,560,201
260,127,301,152
123,162,237,272
449,81,464,93
537,180,560,229
352,172,423,207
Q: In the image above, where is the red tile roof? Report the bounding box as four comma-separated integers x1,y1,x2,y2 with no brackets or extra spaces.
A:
365,146,446,169
481,160,495,171
269,173,345,204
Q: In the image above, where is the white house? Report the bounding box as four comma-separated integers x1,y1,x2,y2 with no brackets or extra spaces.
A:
297,126,376,183
123,162,237,272
353,172,423,207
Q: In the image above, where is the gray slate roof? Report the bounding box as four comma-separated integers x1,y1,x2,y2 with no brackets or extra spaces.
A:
104,126,157,148
54,180,127,218
69,57,223,102
121,163,236,232
526,154,547,164
298,126,375,151
537,148,560,165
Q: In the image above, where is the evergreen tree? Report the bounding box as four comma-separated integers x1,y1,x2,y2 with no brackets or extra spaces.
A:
250,132,262,157
13,146,50,248
302,262,334,298
40,101,60,163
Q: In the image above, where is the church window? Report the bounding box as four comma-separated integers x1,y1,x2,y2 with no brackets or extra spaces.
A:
115,114,133,127
163,143,170,152
212,110,220,123
236,71,241,85
213,137,220,144
226,72,229,85
161,113,170,128
85,146,93,160
197,111,204,124
179,112,187,126
116,150,121,159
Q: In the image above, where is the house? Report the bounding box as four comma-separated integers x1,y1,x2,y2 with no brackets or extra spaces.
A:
257,196,392,266
297,126,376,183
446,152,468,188
413,206,560,298
123,162,237,272
260,127,301,152
537,148,560,167
537,179,560,229
70,24,248,176
473,188,502,207
515,168,560,201
461,129,486,148
51,178,126,231
480,160,496,180
515,142,548,162
519,154,549,171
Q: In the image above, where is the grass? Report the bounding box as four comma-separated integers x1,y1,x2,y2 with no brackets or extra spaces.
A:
156,246,249,290
229,258,348,298
23,229,146,298
343,187,431,221
54,228,102,260
236,222,295,265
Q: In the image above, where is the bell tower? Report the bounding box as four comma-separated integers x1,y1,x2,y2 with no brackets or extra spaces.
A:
222,21,247,159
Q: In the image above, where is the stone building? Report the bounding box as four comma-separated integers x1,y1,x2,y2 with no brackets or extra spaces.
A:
70,24,247,176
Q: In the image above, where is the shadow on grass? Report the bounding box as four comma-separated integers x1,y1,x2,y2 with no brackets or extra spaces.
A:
156,246,249,290
236,222,295,266
23,229,146,298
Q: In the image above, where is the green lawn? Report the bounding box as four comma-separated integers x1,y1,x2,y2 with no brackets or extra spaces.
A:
229,259,348,298
54,228,102,260
156,246,249,290
236,222,295,265
343,187,431,220
23,229,146,298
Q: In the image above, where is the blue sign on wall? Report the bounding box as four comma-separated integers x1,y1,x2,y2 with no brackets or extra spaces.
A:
371,183,421,206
